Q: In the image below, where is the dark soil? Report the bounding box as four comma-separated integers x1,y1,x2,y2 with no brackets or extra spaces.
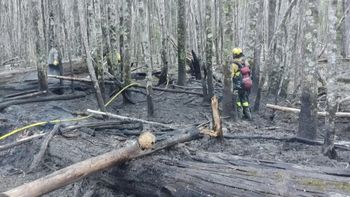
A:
0,73,349,196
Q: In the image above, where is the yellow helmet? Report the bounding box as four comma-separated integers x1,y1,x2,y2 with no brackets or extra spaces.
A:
232,48,243,56
116,52,121,62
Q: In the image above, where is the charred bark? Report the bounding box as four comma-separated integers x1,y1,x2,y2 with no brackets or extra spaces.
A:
108,152,350,196
222,60,234,118
191,50,202,80
0,93,86,111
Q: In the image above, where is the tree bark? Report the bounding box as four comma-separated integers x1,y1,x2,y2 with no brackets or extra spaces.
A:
211,96,223,137
29,125,61,172
146,72,154,117
345,0,350,57
87,109,175,129
108,151,350,196
0,134,46,152
323,0,338,160
298,0,319,140
31,0,48,92
205,0,214,102
177,0,186,86
2,133,155,197
222,59,234,118
77,0,106,112
252,1,264,93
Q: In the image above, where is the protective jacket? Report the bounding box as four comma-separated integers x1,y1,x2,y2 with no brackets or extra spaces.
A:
231,58,252,90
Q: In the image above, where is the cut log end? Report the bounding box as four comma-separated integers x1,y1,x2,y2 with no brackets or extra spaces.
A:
138,132,156,150
211,96,223,137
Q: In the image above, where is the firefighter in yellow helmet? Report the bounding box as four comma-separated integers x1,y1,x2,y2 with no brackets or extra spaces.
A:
48,46,64,94
231,48,252,120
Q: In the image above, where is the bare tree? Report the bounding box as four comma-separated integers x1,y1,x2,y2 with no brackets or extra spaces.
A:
297,0,319,140
345,0,350,57
323,0,338,159
78,0,106,112
205,0,214,101
31,0,48,91
177,0,186,86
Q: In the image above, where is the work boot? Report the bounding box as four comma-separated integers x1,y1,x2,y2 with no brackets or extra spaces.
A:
237,107,243,119
243,107,252,121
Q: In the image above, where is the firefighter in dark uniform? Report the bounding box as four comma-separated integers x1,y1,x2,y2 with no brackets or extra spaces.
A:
231,48,252,120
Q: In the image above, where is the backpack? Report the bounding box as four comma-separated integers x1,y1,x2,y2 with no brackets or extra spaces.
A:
234,61,252,91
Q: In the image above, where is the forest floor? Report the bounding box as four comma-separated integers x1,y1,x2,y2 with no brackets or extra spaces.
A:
0,70,349,196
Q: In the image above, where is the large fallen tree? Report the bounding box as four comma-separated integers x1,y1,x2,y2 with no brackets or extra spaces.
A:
4,98,350,196
1,128,205,197
107,151,350,196
14,127,349,197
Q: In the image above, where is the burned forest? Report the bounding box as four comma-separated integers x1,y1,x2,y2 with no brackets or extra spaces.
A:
1,0,350,196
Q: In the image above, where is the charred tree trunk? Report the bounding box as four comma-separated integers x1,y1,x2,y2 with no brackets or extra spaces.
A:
157,0,168,86
108,152,350,196
222,60,234,118
157,61,168,86
147,69,154,117
191,50,202,80
205,0,214,102
345,0,350,57
252,1,263,94
177,0,186,86
31,0,48,92
77,0,106,112
323,0,338,159
119,3,125,82
2,132,156,197
297,0,319,140
123,0,133,104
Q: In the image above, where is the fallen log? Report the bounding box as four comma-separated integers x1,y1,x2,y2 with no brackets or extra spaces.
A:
48,75,203,96
108,81,204,96
3,127,207,197
107,151,350,197
147,86,203,96
224,134,350,151
170,84,203,90
48,75,115,85
29,125,61,172
87,109,177,129
60,121,140,132
3,90,38,98
211,96,223,137
1,132,156,197
2,91,47,102
0,134,46,152
0,93,86,111
266,104,350,118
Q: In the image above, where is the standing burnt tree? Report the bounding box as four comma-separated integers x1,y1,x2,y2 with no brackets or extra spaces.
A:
298,0,319,140
138,0,154,116
31,0,48,91
205,0,214,102
322,0,338,159
122,0,133,104
177,0,186,86
157,0,169,86
78,0,106,112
